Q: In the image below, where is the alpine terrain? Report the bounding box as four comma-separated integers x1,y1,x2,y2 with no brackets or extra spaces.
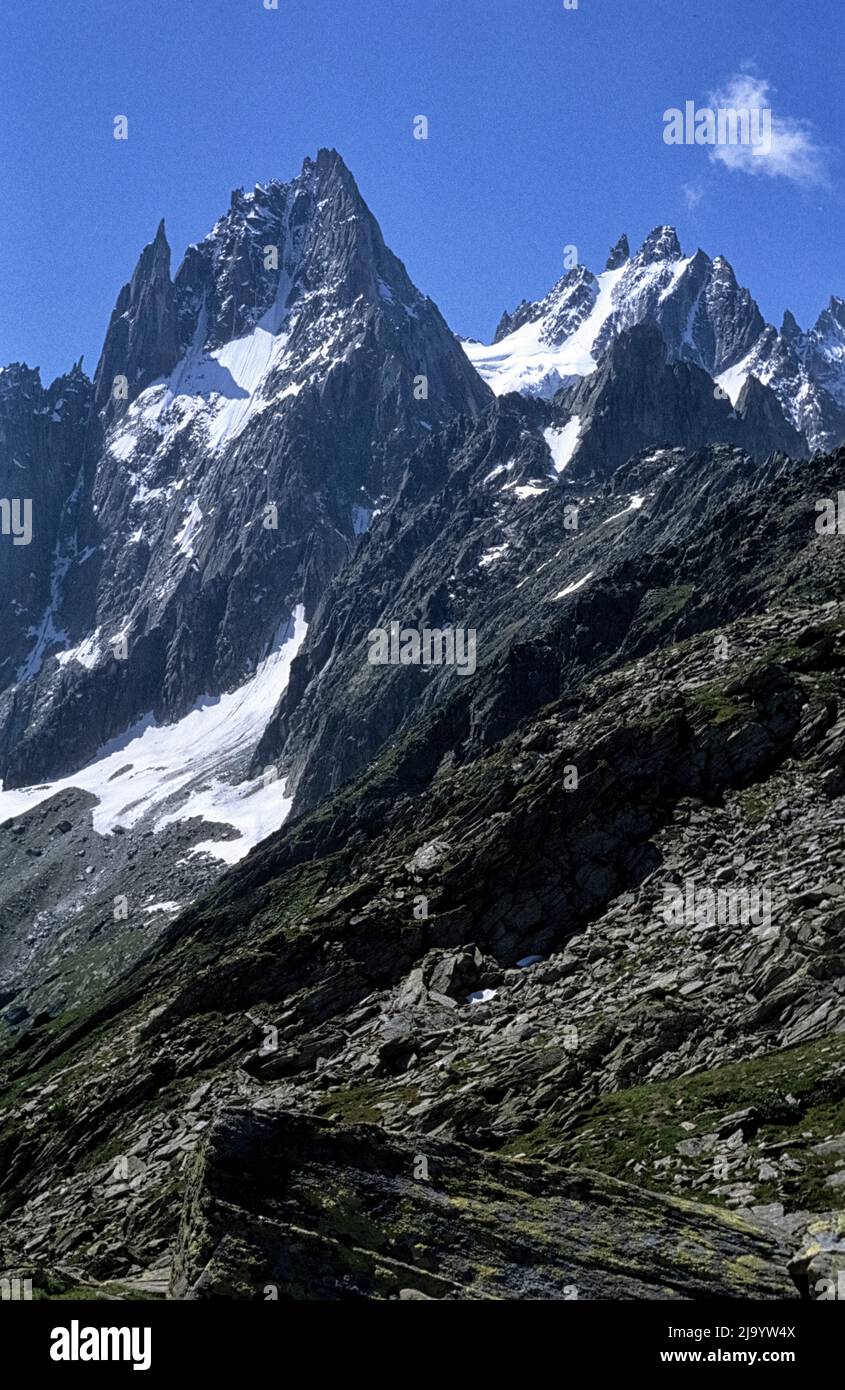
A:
1,153,845,1307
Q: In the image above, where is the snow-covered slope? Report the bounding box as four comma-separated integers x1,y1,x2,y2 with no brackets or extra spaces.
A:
465,266,625,398
716,298,845,453
466,227,844,452
0,608,307,864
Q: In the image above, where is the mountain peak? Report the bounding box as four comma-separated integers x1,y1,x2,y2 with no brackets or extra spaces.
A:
826,296,845,329
636,226,682,264
94,217,179,413
605,234,629,271
301,147,352,180
131,219,172,284
781,309,802,340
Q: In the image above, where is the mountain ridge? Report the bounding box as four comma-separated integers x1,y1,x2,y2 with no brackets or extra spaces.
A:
467,225,844,453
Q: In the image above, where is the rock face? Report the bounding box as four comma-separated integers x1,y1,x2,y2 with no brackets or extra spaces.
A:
93,220,180,417
0,363,95,688
605,233,630,272
255,391,814,818
0,150,491,789
724,297,845,454
170,1108,796,1300
558,323,806,478
470,226,844,451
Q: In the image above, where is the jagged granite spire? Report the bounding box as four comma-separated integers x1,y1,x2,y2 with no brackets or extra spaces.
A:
93,218,179,416
0,151,492,788
635,226,683,263
605,234,629,270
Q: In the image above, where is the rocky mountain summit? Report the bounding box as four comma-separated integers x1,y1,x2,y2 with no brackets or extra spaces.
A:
0,150,490,794
467,227,845,453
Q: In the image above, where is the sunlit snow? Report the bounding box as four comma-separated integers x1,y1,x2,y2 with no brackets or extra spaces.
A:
464,267,626,397
715,354,754,405
502,480,548,501
543,417,581,473
478,543,509,569
553,571,594,601
55,628,102,670
0,606,308,864
602,494,645,525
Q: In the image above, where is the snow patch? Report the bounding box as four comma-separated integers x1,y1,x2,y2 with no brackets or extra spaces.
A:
502,480,548,501
483,460,516,485
56,628,102,670
464,266,626,398
109,431,138,462
715,355,754,405
478,543,509,570
172,498,204,558
544,417,581,473
602,494,645,525
553,571,594,601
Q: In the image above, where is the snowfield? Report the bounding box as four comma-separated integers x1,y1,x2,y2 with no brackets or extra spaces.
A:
544,417,582,473
464,267,626,397
0,606,307,864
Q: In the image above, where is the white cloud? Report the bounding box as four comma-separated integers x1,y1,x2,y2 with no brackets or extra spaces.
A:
683,180,705,209
707,74,831,188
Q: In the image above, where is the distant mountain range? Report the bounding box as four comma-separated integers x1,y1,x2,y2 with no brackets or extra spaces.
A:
464,225,845,453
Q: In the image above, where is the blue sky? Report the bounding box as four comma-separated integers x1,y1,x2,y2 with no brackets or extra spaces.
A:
1,0,842,384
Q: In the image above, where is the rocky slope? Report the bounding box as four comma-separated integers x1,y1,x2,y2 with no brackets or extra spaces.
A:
1,444,844,1299
256,338,807,816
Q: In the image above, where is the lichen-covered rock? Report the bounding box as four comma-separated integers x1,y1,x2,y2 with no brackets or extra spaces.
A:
171,1108,797,1301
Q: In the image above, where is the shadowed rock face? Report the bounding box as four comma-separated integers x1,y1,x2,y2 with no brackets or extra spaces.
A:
558,323,806,479
171,1108,796,1300
0,363,95,687
255,412,822,822
93,220,180,417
